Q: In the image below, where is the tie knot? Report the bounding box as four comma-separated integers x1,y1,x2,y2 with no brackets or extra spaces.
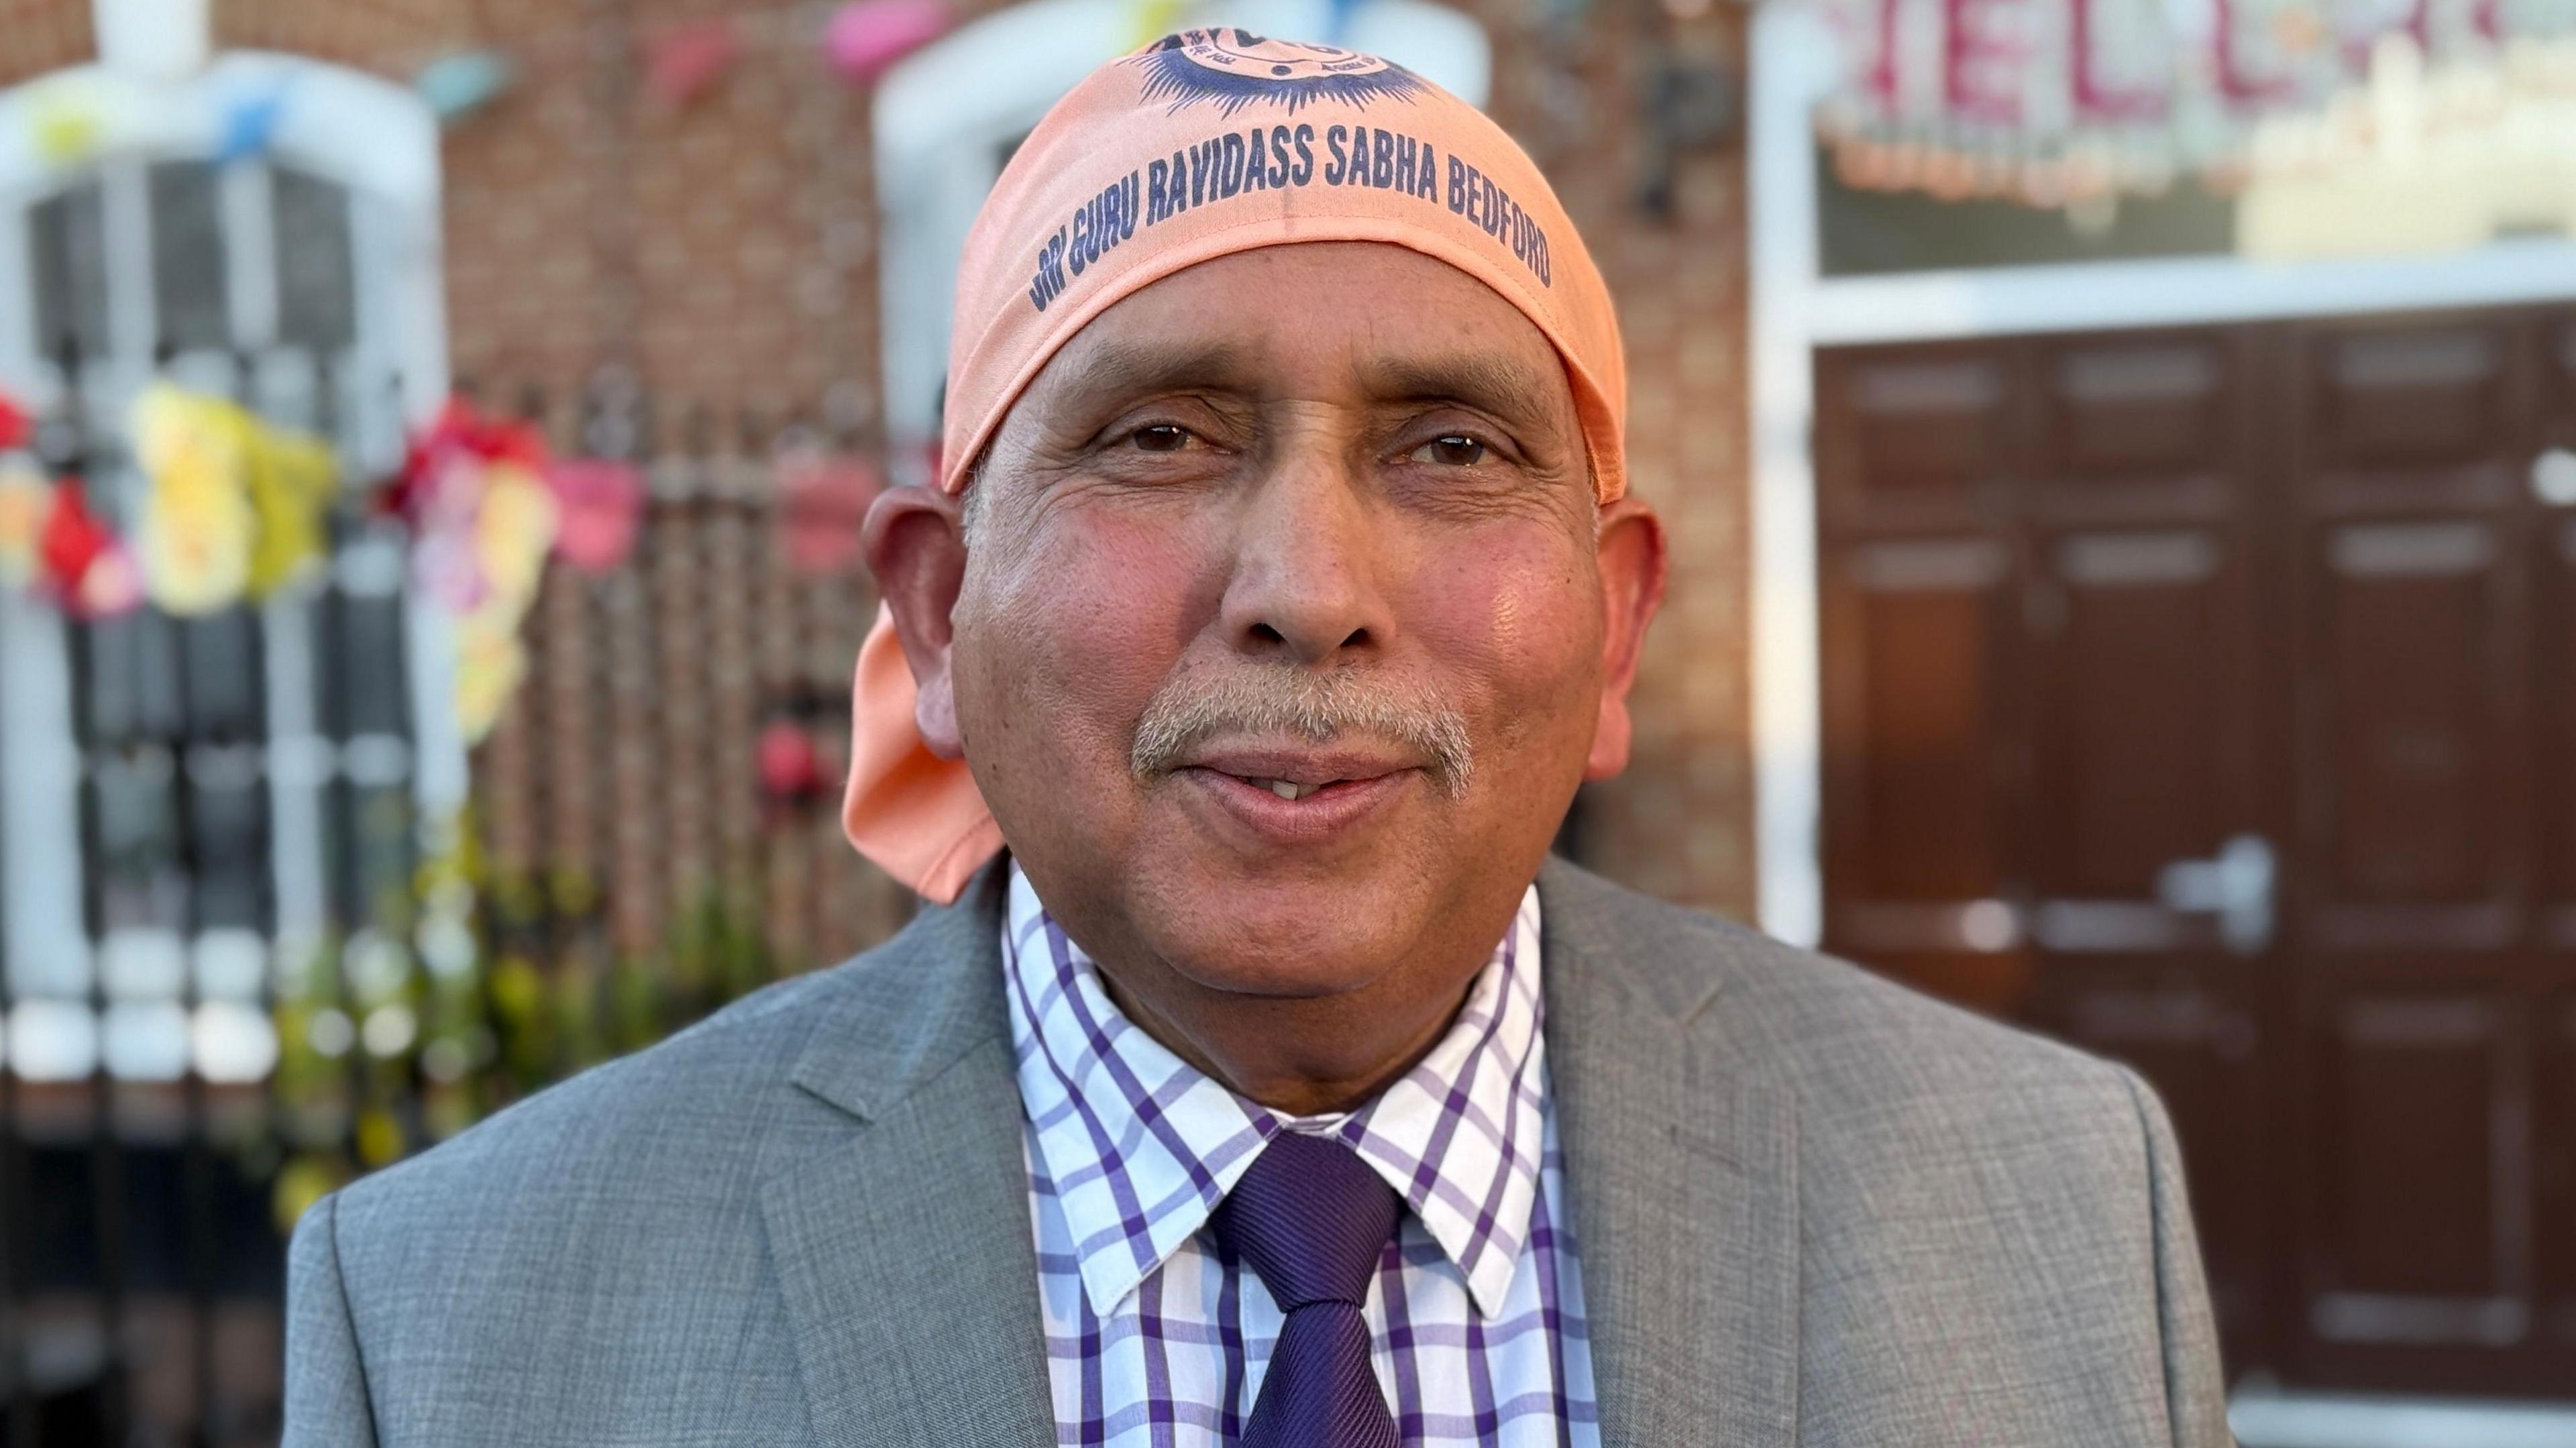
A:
1210,1131,1403,1312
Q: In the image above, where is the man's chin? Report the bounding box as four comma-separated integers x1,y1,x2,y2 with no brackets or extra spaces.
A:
1136,860,1437,1001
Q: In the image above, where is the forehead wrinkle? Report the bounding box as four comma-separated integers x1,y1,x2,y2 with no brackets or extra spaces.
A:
1034,336,1264,422
1355,351,1574,436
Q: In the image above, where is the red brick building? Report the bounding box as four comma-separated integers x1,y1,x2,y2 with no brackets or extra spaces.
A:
1,0,1756,965
0,9,1746,1434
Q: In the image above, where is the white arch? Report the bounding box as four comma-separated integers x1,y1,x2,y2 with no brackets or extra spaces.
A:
0,48,457,1056
0,50,445,397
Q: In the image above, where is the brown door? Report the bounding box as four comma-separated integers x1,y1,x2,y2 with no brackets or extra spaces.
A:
1817,305,2576,1398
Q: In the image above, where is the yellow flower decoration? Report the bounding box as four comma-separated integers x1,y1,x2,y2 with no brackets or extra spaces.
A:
130,384,341,612
131,386,256,616
451,606,530,744
474,462,559,612
246,427,339,598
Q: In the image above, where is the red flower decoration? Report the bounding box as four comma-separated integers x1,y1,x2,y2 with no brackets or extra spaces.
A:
0,391,30,452
38,478,111,600
384,396,552,525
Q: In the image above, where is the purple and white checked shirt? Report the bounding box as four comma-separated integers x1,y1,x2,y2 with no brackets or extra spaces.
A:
1004,862,1599,1448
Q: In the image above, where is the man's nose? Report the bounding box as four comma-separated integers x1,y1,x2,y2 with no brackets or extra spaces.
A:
1217,441,1393,666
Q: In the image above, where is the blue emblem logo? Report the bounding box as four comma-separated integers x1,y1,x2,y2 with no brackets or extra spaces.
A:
1132,30,1428,116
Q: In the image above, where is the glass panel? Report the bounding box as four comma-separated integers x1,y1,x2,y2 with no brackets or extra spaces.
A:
30,176,110,362
93,744,188,934
181,608,264,739
337,591,410,738
83,611,187,743
189,767,270,932
273,166,356,354
149,160,230,353
333,782,415,930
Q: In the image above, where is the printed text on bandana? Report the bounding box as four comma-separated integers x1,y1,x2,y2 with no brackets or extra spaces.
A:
1024,122,1552,313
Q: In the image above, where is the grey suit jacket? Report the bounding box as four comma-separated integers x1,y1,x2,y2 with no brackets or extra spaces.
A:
285,857,2233,1446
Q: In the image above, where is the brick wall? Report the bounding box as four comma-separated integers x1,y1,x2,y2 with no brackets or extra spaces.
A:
2,0,1756,954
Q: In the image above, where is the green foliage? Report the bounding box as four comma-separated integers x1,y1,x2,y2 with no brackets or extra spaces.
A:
270,803,802,1234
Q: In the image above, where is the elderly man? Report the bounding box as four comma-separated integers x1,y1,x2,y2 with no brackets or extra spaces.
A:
286,31,2231,1448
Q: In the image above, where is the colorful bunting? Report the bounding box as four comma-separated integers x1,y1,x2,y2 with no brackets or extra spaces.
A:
415,51,516,126
824,0,951,85
1815,0,2576,207
217,85,291,166
32,85,105,168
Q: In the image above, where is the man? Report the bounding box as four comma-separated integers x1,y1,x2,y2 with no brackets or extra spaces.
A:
287,31,2231,1447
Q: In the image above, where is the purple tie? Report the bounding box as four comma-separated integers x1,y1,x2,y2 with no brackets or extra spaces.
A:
1210,1131,1404,1448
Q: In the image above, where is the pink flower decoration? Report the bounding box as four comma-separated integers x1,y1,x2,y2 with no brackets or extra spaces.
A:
75,537,144,619
545,457,646,574
823,0,950,85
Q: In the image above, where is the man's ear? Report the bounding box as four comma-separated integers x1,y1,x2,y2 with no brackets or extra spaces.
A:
863,483,971,758
1584,496,1668,780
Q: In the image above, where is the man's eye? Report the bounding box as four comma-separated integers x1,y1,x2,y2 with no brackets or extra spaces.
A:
1411,434,1488,467
1128,424,1192,453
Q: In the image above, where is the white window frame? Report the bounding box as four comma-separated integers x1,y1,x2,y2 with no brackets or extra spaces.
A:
1745,1,2576,948
873,0,1494,484
0,50,455,1080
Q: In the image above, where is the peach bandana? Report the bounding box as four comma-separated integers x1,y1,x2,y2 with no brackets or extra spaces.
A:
845,30,1627,902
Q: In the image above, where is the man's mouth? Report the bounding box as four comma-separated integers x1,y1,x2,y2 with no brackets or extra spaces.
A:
1170,748,1422,843
1238,777,1336,802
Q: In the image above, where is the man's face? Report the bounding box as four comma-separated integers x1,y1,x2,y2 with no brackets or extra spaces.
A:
943,242,1644,1000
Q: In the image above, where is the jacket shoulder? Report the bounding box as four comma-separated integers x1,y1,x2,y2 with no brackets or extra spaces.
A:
1541,857,2137,1125
320,876,994,1253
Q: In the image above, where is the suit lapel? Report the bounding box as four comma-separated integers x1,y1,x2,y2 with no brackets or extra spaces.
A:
758,864,1055,1448
1541,859,1801,1448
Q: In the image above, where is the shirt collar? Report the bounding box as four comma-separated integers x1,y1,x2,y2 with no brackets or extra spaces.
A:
1003,860,1550,1319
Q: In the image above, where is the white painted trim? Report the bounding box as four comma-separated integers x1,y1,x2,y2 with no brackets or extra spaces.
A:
1809,238,2576,347
93,0,211,83
1746,0,1833,947
0,595,91,1000
2229,1386,2576,1448
1743,3,2576,943
0,52,455,1025
0,54,439,215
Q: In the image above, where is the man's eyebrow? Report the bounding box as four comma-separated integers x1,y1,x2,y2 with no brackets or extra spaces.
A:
1358,353,1571,429
1043,339,1260,414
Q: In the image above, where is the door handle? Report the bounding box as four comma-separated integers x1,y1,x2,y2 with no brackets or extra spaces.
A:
2155,833,2275,956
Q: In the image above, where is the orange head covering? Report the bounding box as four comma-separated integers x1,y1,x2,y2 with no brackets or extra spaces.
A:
845,28,1627,902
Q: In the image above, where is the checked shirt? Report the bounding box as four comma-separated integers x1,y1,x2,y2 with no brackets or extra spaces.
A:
1004,862,1599,1448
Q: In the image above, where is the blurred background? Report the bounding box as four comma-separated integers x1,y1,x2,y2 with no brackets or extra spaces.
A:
0,0,2571,1443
